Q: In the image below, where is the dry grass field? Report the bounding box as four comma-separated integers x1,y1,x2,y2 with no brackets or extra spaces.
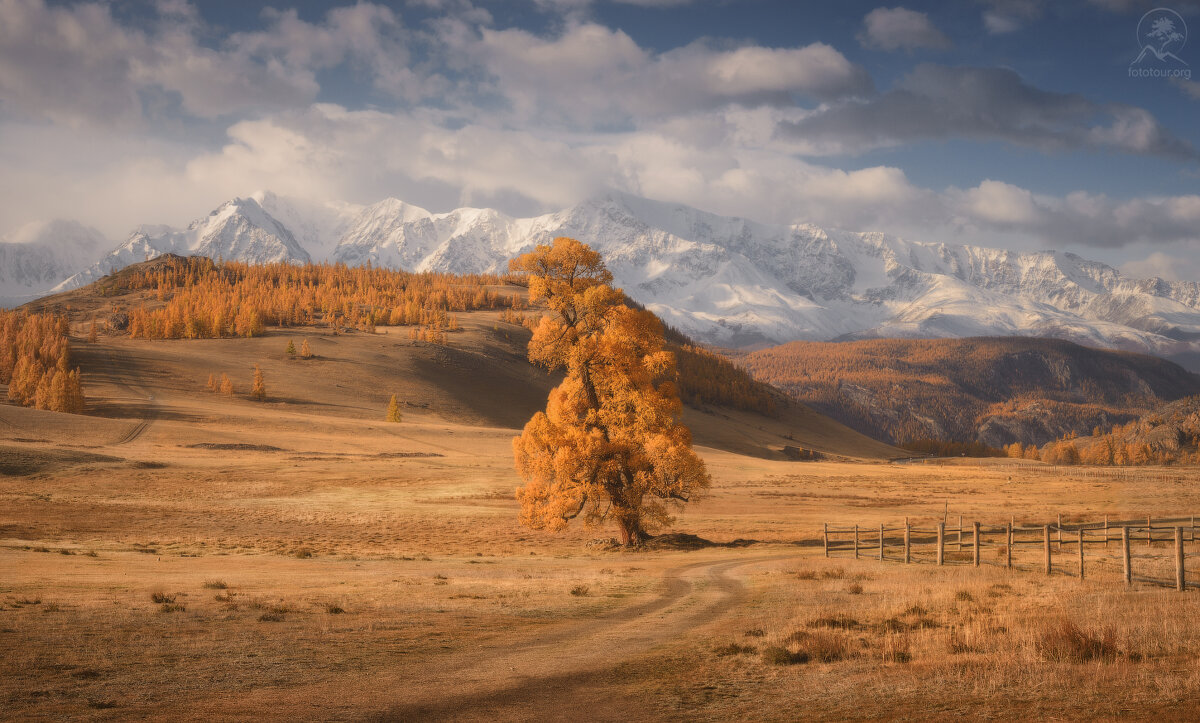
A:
4,313,1200,720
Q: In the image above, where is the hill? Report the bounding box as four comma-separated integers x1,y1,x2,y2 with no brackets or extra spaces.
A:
737,336,1200,448
12,256,901,461
1040,396,1200,466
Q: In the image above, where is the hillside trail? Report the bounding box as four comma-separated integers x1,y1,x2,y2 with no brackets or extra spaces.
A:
100,348,158,445
222,552,793,721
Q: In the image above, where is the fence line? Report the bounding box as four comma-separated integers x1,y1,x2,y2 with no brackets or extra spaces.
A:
822,515,1198,591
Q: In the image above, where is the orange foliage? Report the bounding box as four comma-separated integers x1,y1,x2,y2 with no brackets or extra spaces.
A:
509,238,710,546
1,310,85,413
104,255,521,341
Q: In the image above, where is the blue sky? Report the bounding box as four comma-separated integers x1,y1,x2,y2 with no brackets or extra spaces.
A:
3,0,1199,278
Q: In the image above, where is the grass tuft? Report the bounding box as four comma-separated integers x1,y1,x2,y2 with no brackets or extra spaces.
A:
1035,620,1120,663
715,642,758,657
762,645,809,665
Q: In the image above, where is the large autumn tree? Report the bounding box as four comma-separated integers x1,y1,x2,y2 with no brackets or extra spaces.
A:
509,237,710,546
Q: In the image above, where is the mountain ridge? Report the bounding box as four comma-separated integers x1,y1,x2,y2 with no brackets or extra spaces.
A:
8,191,1200,369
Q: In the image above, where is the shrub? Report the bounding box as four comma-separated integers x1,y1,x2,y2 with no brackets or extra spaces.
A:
203,580,228,590
569,585,590,597
150,591,176,604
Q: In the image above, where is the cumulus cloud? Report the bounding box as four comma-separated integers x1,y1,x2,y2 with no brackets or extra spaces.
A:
1,0,1198,272
472,23,872,127
946,181,1200,249
780,64,1198,159
1121,250,1200,282
859,7,952,52
0,0,424,126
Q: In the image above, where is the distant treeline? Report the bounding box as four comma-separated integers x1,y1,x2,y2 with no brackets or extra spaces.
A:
105,255,524,340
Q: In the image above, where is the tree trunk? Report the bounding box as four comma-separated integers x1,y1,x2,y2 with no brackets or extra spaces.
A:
616,513,649,547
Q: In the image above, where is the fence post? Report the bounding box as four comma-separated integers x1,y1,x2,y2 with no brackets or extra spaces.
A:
1177,527,1186,592
1192,515,1196,543
958,515,963,551
937,523,945,566
1044,524,1052,575
1006,521,1013,570
1057,514,1062,550
1104,515,1109,549
973,522,981,567
1148,515,1153,545
1078,527,1085,580
823,522,828,558
854,524,859,560
879,523,884,562
904,523,911,564
1122,526,1132,587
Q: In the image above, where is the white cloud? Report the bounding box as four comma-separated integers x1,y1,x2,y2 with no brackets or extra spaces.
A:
1120,249,1200,282
981,0,1042,34
859,7,952,51
473,23,871,127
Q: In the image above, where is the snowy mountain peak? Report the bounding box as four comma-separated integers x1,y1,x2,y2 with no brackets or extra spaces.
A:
9,190,1200,370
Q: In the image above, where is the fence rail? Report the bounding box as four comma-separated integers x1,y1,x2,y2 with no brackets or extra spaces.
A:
822,515,1198,591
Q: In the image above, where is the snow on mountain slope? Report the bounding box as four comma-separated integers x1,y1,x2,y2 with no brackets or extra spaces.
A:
328,191,1200,362
0,220,108,306
252,191,362,261
17,190,1200,367
54,197,310,292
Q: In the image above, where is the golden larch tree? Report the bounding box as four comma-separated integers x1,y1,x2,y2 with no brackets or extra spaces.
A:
219,373,234,397
250,364,266,401
386,394,403,423
509,237,710,546
300,339,313,359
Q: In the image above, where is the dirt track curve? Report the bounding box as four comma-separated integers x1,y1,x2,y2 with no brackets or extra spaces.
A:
373,553,792,721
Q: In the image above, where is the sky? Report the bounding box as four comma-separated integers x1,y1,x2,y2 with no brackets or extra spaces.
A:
1,0,1199,278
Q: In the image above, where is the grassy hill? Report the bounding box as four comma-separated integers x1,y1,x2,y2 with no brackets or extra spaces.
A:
13,256,901,461
737,336,1200,448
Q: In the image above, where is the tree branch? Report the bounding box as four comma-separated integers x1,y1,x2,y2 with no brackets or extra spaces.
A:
562,494,589,521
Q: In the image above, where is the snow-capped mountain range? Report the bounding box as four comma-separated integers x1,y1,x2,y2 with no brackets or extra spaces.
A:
7,190,1200,369
0,219,108,306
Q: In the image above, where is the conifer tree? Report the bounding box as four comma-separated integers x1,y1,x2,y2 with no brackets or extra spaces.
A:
386,394,403,423
286,340,296,357
250,364,266,401
300,339,313,359
88,318,98,343
207,373,217,392
220,373,234,397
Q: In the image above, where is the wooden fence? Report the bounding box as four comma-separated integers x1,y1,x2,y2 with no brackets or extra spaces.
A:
822,515,1198,591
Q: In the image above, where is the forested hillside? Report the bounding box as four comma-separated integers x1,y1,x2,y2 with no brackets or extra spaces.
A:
739,337,1200,447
